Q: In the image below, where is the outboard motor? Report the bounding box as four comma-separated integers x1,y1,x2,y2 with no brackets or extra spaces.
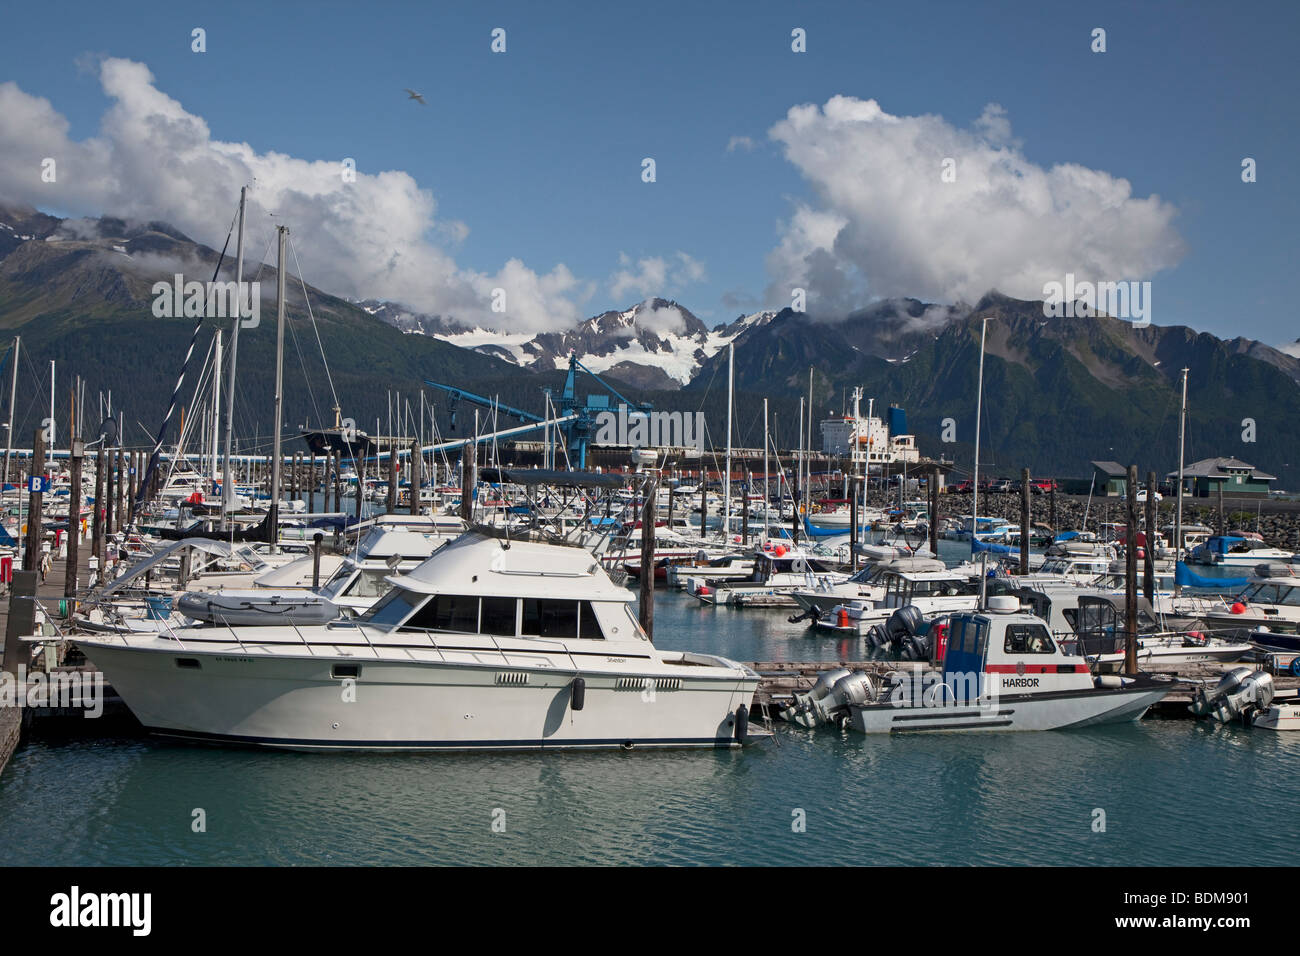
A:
885,605,925,654
781,667,876,728
1190,667,1276,723
898,628,932,662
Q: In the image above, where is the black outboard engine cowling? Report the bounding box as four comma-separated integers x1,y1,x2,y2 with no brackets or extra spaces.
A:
885,605,925,651
899,631,931,661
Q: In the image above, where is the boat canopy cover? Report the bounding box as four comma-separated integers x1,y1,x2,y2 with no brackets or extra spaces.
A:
94,538,239,599
479,467,626,489
1174,560,1247,590
972,538,1018,556
803,516,871,538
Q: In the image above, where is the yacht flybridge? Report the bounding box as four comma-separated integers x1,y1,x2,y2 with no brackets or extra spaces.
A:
75,530,760,751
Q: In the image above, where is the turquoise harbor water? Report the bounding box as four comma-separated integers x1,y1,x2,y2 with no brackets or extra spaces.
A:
1,549,1295,866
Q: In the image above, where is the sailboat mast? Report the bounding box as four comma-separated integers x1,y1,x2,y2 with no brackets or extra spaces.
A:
1175,366,1188,590
763,398,770,539
805,367,813,519
722,342,734,541
210,331,222,490
972,317,989,557
3,335,18,485
797,395,804,530
48,360,55,456
221,186,247,530
268,225,288,551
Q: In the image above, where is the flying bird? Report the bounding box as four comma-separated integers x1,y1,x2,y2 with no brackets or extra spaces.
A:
404,89,427,105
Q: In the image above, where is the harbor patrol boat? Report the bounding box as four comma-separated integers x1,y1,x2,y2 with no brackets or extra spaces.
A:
75,529,760,751
845,597,1170,733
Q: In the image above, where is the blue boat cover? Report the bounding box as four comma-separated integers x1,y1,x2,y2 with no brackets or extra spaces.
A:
1175,560,1246,590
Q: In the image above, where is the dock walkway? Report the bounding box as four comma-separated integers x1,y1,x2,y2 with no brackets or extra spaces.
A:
0,533,95,776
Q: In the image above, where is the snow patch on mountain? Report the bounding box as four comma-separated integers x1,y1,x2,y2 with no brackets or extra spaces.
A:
357,295,780,387
434,329,541,366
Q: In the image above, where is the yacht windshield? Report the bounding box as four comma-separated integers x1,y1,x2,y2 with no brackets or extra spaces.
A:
1242,583,1300,606
355,587,423,629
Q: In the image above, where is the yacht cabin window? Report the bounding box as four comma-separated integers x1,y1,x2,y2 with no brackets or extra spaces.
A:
371,594,607,640
480,597,518,636
343,569,396,600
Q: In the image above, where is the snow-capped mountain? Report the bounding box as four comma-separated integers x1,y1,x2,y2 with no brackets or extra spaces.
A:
357,296,778,389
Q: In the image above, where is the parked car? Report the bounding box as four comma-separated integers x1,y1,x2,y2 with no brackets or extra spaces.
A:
1122,488,1162,503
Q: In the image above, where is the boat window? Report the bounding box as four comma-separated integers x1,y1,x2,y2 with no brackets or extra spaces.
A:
578,602,604,640
522,598,579,638
913,578,979,598
343,569,394,600
1004,623,1055,654
1136,610,1161,633
1278,587,1300,607
408,594,480,633
480,597,519,637
1243,583,1273,603
357,588,424,628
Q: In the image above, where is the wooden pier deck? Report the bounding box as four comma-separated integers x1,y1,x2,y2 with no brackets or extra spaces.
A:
0,532,96,776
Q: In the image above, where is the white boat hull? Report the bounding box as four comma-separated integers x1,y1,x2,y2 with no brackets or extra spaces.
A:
1253,704,1300,731
78,640,758,751
848,683,1168,734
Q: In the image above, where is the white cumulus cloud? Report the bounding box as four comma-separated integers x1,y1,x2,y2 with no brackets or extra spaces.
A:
765,95,1185,317
0,57,590,333
609,251,706,301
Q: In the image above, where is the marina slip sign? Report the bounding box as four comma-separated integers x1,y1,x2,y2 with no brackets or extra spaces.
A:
592,405,706,452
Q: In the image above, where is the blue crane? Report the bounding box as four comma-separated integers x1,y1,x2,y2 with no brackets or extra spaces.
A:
426,353,651,468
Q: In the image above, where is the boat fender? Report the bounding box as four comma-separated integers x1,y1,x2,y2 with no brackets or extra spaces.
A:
1231,602,1247,614
1094,675,1124,689
838,607,850,629
734,704,749,744
570,676,586,711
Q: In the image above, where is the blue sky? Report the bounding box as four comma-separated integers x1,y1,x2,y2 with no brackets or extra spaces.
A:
3,0,1297,345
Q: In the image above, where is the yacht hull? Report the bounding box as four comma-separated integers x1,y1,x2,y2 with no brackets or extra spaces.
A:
78,641,758,751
